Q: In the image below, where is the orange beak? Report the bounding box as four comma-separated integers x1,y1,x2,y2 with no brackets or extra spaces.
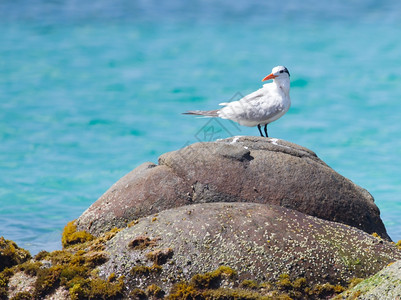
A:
262,73,277,82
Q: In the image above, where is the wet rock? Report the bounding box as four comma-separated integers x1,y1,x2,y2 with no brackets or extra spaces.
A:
76,136,390,240
337,259,401,299
98,202,401,292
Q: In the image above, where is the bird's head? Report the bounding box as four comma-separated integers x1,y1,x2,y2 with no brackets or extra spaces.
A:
262,66,290,82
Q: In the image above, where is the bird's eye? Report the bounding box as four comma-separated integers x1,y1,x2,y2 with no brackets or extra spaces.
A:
279,70,284,73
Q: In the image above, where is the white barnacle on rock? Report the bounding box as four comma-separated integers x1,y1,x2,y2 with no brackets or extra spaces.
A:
229,136,242,144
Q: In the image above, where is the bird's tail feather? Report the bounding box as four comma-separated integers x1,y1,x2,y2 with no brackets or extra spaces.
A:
182,109,219,117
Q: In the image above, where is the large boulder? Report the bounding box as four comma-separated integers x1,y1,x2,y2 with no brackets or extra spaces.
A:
98,202,401,292
76,136,390,240
4,203,400,299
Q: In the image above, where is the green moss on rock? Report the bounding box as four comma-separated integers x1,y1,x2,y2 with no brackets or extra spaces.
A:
34,265,63,298
69,275,125,300
130,265,162,276
128,235,158,250
61,221,94,248
17,261,42,276
26,248,124,300
145,248,174,265
9,291,33,300
202,288,277,300
167,282,200,300
167,267,356,300
0,237,31,271
129,288,147,299
0,228,127,299
239,279,259,290
190,266,237,289
396,240,401,250
146,284,165,298
33,250,49,261
0,268,14,298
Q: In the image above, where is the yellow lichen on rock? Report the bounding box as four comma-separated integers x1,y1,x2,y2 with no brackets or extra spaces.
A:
0,236,31,270
145,248,174,265
61,221,94,248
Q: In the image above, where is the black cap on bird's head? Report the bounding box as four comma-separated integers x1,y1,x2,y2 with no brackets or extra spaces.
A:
280,67,290,77
262,66,290,81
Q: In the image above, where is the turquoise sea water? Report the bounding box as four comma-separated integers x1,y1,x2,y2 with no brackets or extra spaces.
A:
1,1,401,254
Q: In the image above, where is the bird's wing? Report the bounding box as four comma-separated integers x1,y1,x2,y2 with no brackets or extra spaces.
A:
242,87,265,100
218,85,283,125
219,87,265,107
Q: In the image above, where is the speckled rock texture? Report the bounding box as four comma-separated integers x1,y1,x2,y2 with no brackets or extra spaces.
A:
7,272,36,298
336,259,401,300
98,202,401,292
76,136,390,240
6,271,70,300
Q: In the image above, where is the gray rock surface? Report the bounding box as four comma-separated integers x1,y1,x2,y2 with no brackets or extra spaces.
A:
336,259,401,299
76,136,390,240
98,202,401,292
7,272,36,298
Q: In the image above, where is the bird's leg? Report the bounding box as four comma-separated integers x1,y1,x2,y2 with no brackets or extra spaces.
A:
257,124,264,137
264,124,269,138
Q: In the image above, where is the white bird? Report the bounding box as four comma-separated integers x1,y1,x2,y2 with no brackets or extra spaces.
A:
183,66,291,137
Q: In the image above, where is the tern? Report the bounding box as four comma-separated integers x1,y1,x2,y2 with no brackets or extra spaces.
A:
183,66,291,137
